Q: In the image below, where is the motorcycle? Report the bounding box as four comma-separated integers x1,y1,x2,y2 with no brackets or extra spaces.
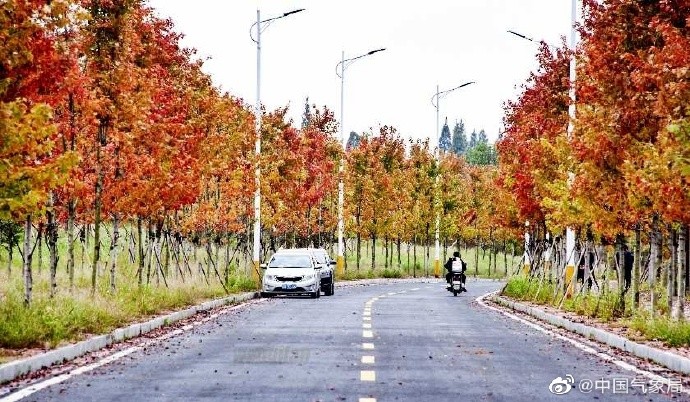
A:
448,272,466,296
447,259,466,296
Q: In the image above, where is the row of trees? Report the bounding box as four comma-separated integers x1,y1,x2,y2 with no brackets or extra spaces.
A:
2,0,514,307
6,0,689,319
497,0,690,318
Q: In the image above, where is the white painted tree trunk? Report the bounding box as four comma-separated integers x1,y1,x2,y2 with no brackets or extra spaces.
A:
22,215,33,306
673,227,686,320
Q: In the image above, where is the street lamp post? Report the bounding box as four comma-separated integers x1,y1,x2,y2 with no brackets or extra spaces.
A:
565,0,579,297
335,48,386,277
431,81,475,278
507,0,579,293
250,8,304,284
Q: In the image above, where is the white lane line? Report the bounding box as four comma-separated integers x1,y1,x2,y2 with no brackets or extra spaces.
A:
363,343,375,350
359,398,376,402
410,288,420,291
476,292,690,396
0,347,140,402
363,316,371,322
363,311,371,317
372,297,379,301
363,330,374,338
362,355,375,364
387,292,396,296
363,323,372,329
378,295,386,298
0,302,256,402
360,370,376,381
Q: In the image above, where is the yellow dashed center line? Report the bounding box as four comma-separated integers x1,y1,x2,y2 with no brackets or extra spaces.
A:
363,330,373,338
362,355,375,364
363,311,371,317
363,343,375,350
363,316,371,321
363,323,372,329
359,398,377,402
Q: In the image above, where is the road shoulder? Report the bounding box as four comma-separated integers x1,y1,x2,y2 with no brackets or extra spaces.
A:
490,293,690,376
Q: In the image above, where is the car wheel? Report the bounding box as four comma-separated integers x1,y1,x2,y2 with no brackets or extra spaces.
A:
328,281,335,296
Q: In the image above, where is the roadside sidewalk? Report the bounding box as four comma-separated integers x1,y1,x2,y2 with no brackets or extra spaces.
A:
490,294,690,376
0,291,259,385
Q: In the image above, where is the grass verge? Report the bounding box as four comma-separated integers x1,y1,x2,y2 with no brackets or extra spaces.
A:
502,276,690,347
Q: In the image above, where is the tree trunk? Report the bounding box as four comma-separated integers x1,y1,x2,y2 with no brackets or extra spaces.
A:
36,224,43,274
669,227,677,317
649,217,659,315
488,234,493,277
92,123,105,296
673,225,686,320
504,240,508,276
474,237,479,277
413,235,417,278
137,216,145,286
371,234,376,271
67,199,76,292
397,236,401,270
7,242,12,277
108,213,120,293
384,237,388,270
147,224,155,285
46,192,59,298
22,215,34,307
425,223,430,277
633,225,641,309
356,231,361,272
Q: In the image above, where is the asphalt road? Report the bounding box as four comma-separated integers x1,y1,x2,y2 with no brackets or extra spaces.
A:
15,279,677,401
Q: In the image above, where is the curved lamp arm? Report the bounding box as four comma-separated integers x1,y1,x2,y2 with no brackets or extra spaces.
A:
250,8,305,43
336,48,386,78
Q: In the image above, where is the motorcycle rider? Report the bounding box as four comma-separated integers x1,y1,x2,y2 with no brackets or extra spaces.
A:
444,251,467,292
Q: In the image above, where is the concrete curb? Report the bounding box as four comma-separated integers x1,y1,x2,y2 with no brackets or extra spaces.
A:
491,295,690,375
0,291,259,385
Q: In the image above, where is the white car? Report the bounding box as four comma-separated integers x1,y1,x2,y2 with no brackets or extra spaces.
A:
309,248,336,296
261,249,322,298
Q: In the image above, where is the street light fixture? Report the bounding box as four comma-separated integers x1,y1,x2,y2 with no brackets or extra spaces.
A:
507,29,557,52
335,48,386,277
507,29,537,44
431,81,475,278
249,8,305,284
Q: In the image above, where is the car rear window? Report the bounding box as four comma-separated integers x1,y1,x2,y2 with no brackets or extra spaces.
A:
269,254,312,268
313,252,327,264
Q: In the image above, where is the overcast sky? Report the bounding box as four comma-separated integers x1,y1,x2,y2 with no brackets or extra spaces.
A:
145,0,575,144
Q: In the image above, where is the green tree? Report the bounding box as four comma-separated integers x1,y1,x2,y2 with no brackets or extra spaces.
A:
439,117,452,153
466,142,497,166
469,129,478,149
452,120,467,155
478,129,488,145
301,96,311,128
346,131,361,150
